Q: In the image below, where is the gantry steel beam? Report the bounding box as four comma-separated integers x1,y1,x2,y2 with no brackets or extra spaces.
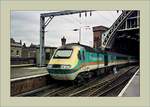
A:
102,11,134,49
39,10,93,67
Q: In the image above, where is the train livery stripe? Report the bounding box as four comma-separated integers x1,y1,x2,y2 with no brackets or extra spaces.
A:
47,61,104,74
47,60,129,74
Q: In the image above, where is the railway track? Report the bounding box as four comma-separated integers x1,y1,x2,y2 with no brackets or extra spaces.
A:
99,67,139,96
67,66,138,97
16,65,138,97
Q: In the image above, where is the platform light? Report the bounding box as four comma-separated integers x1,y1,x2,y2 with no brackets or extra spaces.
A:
47,64,53,68
61,65,71,69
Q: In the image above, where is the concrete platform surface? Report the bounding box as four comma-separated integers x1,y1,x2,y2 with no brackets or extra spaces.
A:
11,67,48,79
119,69,140,97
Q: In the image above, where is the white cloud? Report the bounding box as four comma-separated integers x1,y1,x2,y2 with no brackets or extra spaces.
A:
11,10,121,47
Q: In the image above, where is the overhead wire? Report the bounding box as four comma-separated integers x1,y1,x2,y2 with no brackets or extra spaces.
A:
47,11,118,34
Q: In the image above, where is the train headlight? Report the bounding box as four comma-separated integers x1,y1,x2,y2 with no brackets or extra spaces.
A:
61,65,71,69
47,64,53,69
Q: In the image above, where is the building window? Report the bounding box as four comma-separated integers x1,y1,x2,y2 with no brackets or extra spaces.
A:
11,50,13,53
46,52,50,60
16,50,19,55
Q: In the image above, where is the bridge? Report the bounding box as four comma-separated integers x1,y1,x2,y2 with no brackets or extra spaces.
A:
102,10,139,57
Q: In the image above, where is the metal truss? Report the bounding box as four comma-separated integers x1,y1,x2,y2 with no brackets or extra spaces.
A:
39,10,93,67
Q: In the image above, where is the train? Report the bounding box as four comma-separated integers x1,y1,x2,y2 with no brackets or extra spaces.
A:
47,43,137,82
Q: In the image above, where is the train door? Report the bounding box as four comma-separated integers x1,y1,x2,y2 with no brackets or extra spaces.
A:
82,50,86,64
78,49,85,64
97,53,101,69
104,53,108,66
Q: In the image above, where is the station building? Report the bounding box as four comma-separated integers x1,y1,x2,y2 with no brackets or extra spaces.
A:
10,38,57,65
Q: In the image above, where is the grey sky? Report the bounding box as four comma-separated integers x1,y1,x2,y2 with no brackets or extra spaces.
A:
11,11,121,47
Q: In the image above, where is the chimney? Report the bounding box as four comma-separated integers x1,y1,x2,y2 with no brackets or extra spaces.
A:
61,36,66,46
23,43,26,47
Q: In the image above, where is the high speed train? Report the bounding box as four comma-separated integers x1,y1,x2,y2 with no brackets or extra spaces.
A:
47,43,137,82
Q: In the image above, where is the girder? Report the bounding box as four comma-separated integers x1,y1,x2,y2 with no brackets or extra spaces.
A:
102,10,135,48
41,10,93,17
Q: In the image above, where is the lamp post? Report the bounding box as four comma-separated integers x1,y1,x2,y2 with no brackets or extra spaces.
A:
73,26,90,44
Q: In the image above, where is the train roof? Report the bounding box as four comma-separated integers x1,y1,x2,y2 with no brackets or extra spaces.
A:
59,43,130,57
59,43,102,53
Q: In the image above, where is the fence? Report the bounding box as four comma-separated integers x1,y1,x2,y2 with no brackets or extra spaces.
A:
11,57,36,65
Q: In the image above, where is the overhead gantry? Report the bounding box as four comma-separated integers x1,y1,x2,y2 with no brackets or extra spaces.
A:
39,10,93,67
102,11,134,48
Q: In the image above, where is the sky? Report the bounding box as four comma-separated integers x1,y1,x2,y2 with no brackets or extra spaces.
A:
11,10,122,47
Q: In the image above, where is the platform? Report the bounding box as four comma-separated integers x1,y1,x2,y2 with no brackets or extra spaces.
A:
118,69,140,97
11,66,48,79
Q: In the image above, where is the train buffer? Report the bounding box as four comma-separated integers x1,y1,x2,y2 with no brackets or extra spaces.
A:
118,69,140,97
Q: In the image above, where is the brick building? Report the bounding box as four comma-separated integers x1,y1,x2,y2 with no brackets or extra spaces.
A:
93,26,109,48
10,38,57,65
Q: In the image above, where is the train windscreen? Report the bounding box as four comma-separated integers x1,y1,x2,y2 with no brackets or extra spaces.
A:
53,49,73,58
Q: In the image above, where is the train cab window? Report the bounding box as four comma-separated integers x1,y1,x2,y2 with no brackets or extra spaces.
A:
53,49,73,58
78,50,85,60
82,51,85,60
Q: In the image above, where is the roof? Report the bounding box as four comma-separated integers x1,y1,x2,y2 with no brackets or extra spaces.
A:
11,38,22,47
11,43,22,47
59,43,104,53
93,26,109,32
36,46,57,49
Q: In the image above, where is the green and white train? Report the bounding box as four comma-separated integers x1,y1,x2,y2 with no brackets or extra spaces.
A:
47,43,137,81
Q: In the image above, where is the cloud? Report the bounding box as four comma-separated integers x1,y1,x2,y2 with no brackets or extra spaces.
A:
11,10,121,47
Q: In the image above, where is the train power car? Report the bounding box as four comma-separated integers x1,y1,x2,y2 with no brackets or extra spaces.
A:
47,43,136,82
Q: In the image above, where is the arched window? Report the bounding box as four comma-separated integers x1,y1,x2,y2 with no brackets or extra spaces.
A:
16,50,19,55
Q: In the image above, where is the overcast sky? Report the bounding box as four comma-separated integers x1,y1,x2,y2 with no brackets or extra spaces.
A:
11,10,121,47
